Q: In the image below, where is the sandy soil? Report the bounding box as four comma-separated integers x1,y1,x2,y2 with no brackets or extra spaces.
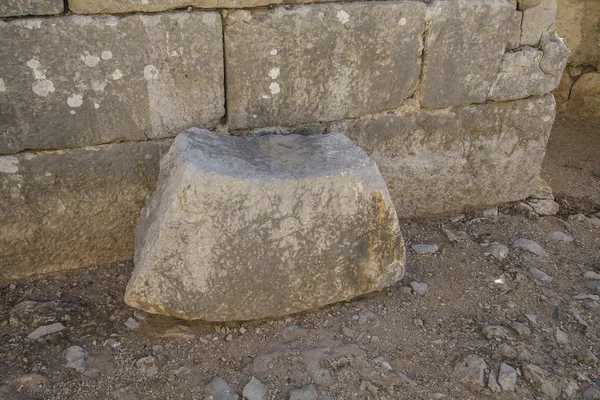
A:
1,115,599,400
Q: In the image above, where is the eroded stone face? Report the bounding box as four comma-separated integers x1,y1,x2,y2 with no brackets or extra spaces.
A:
0,141,170,281
521,0,557,46
0,0,63,17
125,129,405,321
331,95,556,218
225,2,425,129
419,0,515,108
69,0,279,14
0,12,224,155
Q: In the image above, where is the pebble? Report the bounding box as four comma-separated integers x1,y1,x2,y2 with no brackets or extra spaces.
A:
358,309,378,325
585,281,600,294
529,267,553,284
513,238,549,257
289,385,318,400
584,271,600,280
410,281,429,296
555,328,569,344
575,348,598,365
573,293,600,301
239,327,247,335
584,388,600,400
454,354,487,387
124,317,141,330
341,327,356,339
532,179,554,200
481,325,508,340
411,244,439,254
443,228,469,243
205,376,239,400
589,217,600,228
487,372,501,393
133,310,150,320
225,334,233,342
243,376,266,400
528,199,560,215
450,214,465,223
9,283,16,290
65,346,87,373
498,363,517,392
483,242,509,260
548,231,574,243
27,322,66,341
510,322,531,337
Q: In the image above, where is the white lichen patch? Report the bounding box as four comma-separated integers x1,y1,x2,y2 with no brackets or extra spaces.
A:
269,82,281,95
112,69,123,80
0,78,5,93
91,79,108,92
399,17,407,26
144,65,159,81
0,156,19,174
268,68,280,80
32,80,55,97
202,13,217,25
336,10,350,24
101,51,113,60
67,94,84,108
94,102,100,109
23,19,42,30
270,48,278,56
81,53,100,68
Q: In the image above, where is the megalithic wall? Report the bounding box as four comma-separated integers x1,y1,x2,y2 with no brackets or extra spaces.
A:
0,0,569,280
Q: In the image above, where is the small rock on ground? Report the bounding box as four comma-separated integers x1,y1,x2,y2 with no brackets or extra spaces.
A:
529,267,553,284
514,238,549,257
289,385,318,400
548,231,574,243
482,325,508,340
498,363,517,392
556,328,569,344
575,348,598,365
585,281,600,294
27,322,66,341
65,346,87,373
136,356,159,379
411,244,439,254
483,242,509,260
528,199,560,215
124,317,141,330
488,372,501,393
242,376,266,400
454,354,487,387
584,271,600,280
410,281,429,295
205,376,239,400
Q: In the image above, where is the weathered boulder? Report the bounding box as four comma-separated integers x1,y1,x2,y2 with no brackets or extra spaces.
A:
489,32,570,101
331,95,556,218
0,0,63,17
0,141,169,281
521,0,557,46
568,72,600,116
225,2,425,129
419,0,514,108
125,129,405,321
555,0,600,68
0,12,224,155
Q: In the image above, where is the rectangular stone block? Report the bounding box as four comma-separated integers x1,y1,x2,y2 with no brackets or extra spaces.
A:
331,95,556,219
419,0,515,108
225,2,426,130
0,12,224,155
0,0,63,17
69,0,277,14
0,141,170,281
521,0,557,46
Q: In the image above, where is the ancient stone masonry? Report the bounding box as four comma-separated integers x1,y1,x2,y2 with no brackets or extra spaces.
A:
0,0,569,279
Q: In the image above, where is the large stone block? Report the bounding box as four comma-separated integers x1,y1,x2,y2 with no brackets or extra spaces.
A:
125,129,405,321
331,95,556,219
0,0,62,17
489,32,570,101
555,0,600,67
521,0,557,46
0,141,170,281
419,0,515,109
225,2,425,130
568,72,600,116
0,13,224,155
69,0,277,14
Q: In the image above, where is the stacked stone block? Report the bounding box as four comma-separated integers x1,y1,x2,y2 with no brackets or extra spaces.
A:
0,0,569,279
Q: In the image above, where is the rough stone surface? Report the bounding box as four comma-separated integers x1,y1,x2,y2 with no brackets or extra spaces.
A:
205,376,239,400
70,0,274,14
225,2,425,129
528,199,560,215
454,354,487,387
489,32,570,101
498,363,518,392
243,377,266,400
419,0,514,108
0,13,223,155
521,0,558,46
289,386,318,400
514,238,549,257
568,72,600,117
555,0,600,67
0,0,63,17
0,141,169,281
331,95,556,218
26,323,65,341
65,346,87,373
125,129,405,321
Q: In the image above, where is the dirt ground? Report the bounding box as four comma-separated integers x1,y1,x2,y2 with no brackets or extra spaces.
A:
1,115,599,400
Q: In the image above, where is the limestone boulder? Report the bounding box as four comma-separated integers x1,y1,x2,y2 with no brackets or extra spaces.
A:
224,2,425,129
331,95,556,219
419,0,514,108
125,129,405,321
488,32,570,102
555,0,600,67
0,12,224,155
568,72,600,116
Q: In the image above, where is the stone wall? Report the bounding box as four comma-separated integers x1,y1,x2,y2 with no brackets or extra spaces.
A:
554,0,600,115
0,0,569,280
